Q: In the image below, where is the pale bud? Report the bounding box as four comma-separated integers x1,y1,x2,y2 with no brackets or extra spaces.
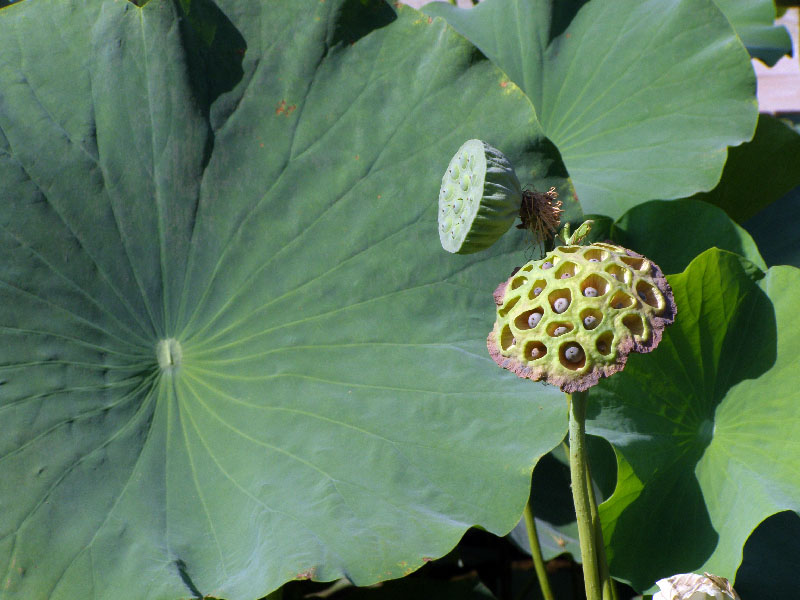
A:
652,573,740,600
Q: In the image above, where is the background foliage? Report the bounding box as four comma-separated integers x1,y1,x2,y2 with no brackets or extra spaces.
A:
1,0,798,599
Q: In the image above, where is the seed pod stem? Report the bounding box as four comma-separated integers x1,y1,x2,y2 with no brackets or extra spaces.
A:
568,391,603,600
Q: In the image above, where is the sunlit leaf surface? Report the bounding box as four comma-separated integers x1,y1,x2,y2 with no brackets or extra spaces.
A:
0,1,571,598
425,0,758,217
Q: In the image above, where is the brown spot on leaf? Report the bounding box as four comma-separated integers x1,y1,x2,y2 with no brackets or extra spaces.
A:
276,100,297,117
296,567,316,580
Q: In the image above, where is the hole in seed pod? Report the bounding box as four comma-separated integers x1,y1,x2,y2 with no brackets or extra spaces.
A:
451,165,460,180
580,274,609,297
459,153,469,169
460,174,470,191
547,322,574,337
583,248,608,262
498,296,520,317
549,289,572,314
520,264,534,272
555,262,578,279
610,291,634,310
605,264,629,283
620,256,646,270
515,308,544,330
559,246,580,253
528,280,547,299
541,260,554,270
635,281,660,308
500,324,514,351
560,343,586,370
593,243,619,252
596,332,613,355
580,308,603,330
511,276,527,290
622,314,645,337
525,341,547,361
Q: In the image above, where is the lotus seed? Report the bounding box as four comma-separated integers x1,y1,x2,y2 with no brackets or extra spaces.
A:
533,286,543,296
584,287,598,297
583,315,597,328
564,345,583,363
597,341,607,353
512,337,517,346
528,312,542,328
453,197,463,213
542,261,553,270
560,272,572,279
530,347,541,358
614,302,624,309
553,326,568,336
589,258,600,262
553,297,569,313
638,291,647,301
460,153,469,169
451,166,460,179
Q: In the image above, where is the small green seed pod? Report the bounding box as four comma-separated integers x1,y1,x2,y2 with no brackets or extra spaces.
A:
487,237,676,393
438,139,522,254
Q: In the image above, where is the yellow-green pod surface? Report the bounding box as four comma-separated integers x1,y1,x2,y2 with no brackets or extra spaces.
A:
438,139,522,254
487,242,676,392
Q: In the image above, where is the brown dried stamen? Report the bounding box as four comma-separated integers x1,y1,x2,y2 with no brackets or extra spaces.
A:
518,187,563,249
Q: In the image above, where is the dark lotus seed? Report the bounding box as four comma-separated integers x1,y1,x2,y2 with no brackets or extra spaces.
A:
553,297,569,313
553,326,568,336
584,287,598,297
638,291,647,300
564,345,583,363
528,312,542,328
530,347,541,358
561,272,572,279
533,286,543,296
614,302,623,309
598,342,607,353
583,315,597,328
542,261,553,270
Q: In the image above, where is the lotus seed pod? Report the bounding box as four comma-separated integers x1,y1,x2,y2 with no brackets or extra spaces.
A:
438,139,523,254
487,238,676,393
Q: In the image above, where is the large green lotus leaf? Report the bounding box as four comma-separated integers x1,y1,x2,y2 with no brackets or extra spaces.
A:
713,0,793,66
584,249,800,590
610,199,766,275
0,1,571,598
689,114,800,223
424,0,758,218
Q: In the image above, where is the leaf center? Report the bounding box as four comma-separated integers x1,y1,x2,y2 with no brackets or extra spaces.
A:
157,338,183,371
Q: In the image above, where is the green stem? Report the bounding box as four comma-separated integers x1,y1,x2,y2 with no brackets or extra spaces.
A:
522,500,555,600
567,391,602,600
585,459,618,600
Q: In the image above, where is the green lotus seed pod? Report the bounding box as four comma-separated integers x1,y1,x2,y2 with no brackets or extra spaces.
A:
438,139,523,254
487,237,676,393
